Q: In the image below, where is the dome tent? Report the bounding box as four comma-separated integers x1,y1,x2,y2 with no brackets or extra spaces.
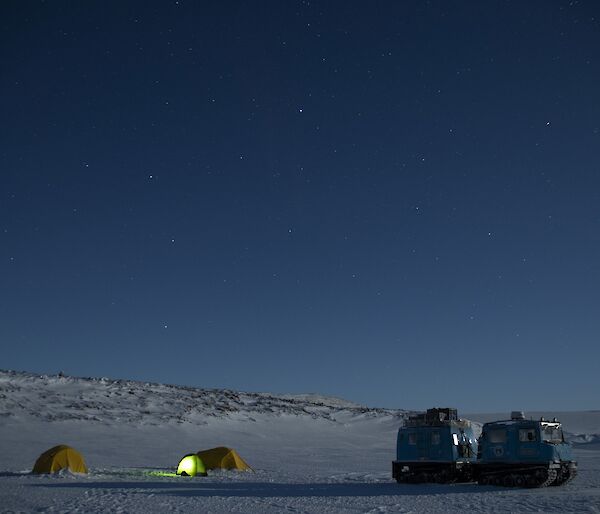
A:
32,445,88,474
196,447,252,471
176,453,207,477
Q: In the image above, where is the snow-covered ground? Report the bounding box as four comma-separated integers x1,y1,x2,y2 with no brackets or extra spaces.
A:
1,370,599,513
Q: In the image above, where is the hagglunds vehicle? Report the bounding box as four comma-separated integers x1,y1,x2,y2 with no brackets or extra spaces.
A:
393,409,577,487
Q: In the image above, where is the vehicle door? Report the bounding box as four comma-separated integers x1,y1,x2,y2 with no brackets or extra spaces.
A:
517,426,539,461
417,430,430,459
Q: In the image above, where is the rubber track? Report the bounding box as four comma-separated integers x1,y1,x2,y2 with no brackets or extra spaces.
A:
552,467,577,486
537,468,557,488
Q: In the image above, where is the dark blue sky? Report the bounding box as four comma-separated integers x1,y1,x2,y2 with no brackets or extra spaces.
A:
2,1,599,411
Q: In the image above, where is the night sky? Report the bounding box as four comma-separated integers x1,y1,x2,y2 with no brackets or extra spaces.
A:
2,1,599,412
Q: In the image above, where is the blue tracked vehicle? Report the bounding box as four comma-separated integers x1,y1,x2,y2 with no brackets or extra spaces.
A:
476,411,577,487
393,409,577,487
392,407,478,483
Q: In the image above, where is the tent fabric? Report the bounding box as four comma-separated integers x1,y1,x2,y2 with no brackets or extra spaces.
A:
196,447,252,471
32,445,88,474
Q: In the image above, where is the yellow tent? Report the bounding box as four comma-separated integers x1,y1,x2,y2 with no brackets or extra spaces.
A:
32,445,88,474
196,447,252,471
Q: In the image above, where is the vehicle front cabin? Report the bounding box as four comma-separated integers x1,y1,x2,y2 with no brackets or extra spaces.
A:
478,412,574,467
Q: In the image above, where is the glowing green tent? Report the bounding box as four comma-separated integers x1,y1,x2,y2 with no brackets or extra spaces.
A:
176,454,207,477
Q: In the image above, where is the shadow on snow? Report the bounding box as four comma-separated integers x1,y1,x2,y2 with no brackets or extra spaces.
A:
31,481,498,498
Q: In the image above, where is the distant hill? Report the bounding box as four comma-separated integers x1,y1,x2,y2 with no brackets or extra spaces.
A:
0,369,407,426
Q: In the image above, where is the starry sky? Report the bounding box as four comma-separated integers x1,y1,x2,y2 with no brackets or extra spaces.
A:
2,1,599,412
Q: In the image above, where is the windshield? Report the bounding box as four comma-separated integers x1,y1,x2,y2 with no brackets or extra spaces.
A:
541,424,563,443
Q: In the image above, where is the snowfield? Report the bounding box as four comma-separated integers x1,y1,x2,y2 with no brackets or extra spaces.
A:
1,370,599,513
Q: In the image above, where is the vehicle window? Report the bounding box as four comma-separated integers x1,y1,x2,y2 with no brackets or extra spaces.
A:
488,429,507,443
431,431,440,445
519,429,536,442
408,433,417,445
542,426,563,443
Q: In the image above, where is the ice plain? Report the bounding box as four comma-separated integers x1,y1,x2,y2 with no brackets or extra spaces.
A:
1,370,599,513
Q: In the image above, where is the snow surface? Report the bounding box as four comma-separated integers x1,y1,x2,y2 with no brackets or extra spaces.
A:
1,370,600,513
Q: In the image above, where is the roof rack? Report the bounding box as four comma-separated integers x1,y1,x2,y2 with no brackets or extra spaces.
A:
405,407,458,427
